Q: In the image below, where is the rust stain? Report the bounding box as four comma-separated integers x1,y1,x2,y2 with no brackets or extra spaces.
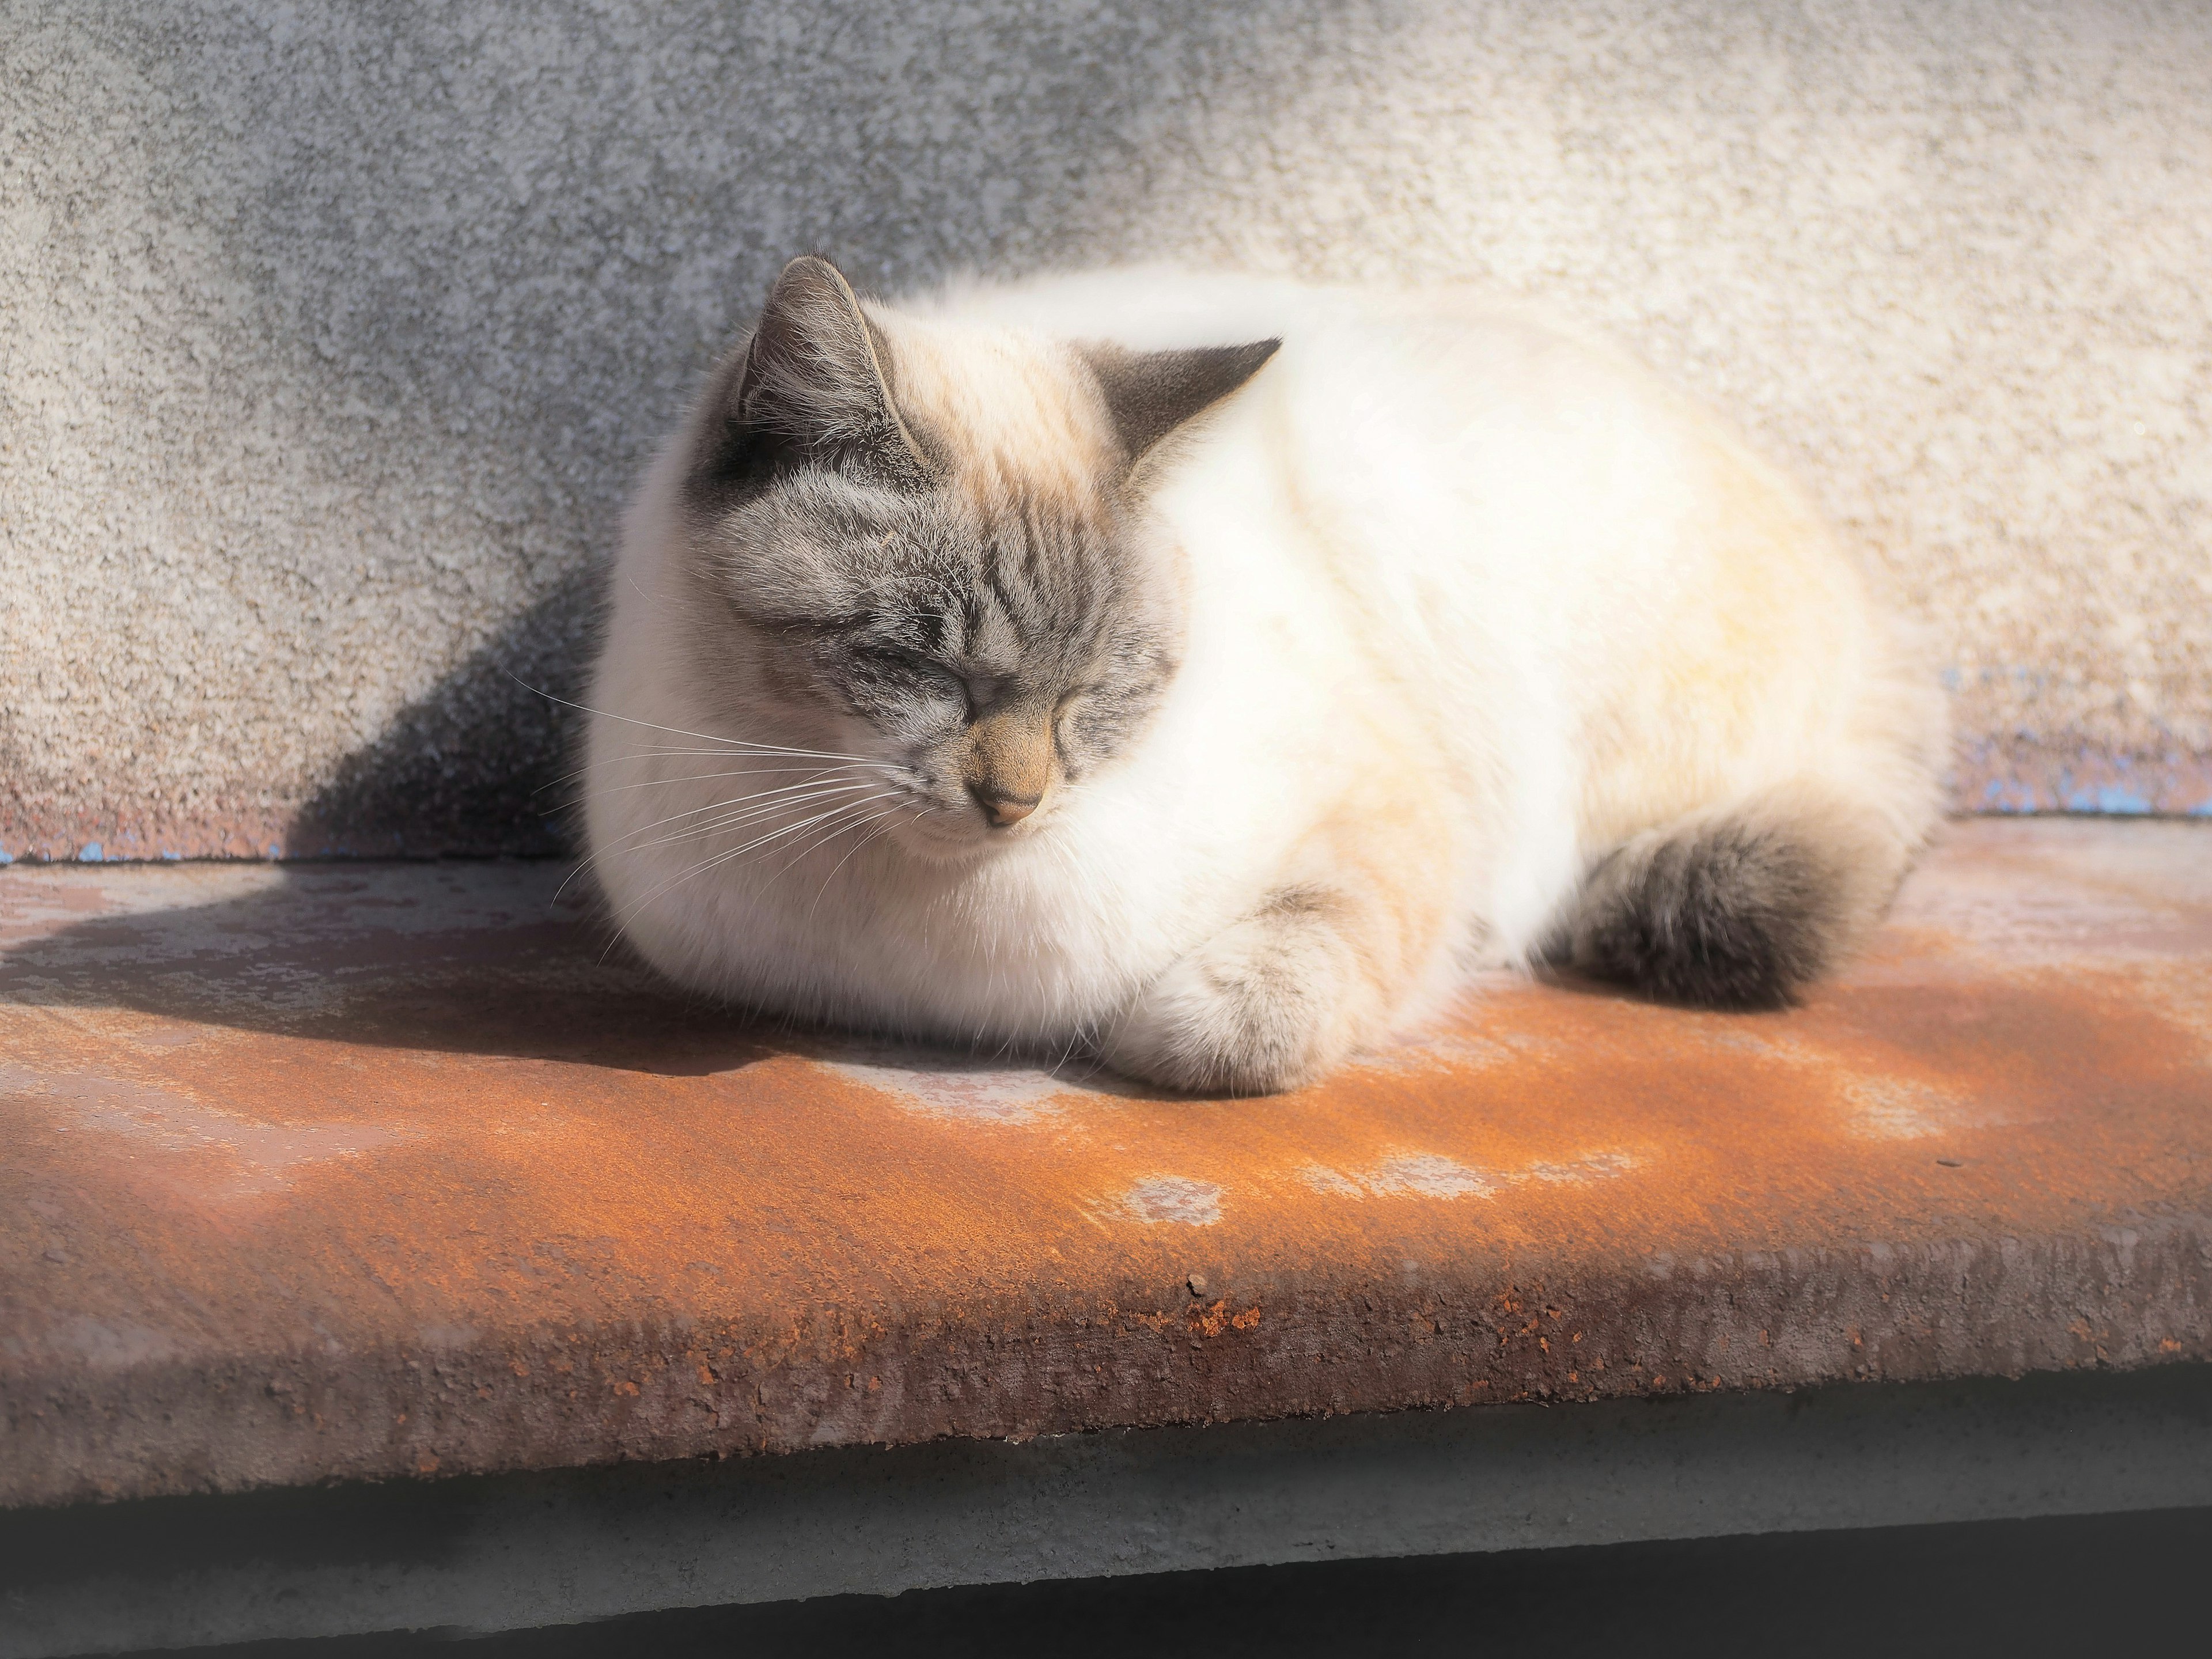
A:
2,821,2210,1508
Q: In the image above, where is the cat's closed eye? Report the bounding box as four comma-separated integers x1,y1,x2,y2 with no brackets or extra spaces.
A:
857,643,956,685
845,645,967,718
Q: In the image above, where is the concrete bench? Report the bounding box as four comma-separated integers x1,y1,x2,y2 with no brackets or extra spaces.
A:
12,3,2212,1649
4,816,2210,1653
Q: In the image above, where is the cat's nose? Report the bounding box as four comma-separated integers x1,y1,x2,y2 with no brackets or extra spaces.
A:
972,785,1041,827
964,701,1055,827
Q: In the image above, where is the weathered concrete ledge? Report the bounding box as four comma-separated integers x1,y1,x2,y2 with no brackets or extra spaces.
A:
2,819,2209,1510
8,1365,2211,1656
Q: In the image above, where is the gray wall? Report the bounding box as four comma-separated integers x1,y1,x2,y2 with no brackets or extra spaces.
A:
5,1,2209,859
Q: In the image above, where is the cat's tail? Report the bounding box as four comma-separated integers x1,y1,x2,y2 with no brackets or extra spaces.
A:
1555,778,1926,1011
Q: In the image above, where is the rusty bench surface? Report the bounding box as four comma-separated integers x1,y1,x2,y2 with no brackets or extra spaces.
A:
2,818,2209,1509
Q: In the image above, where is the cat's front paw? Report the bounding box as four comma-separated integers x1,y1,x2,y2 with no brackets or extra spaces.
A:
1100,901,1366,1094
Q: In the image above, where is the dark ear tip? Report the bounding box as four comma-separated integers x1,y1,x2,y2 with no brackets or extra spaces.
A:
770,253,848,298
1086,336,1286,464
1209,339,1282,378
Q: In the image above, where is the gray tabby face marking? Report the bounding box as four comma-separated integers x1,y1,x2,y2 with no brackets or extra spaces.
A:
677,257,1275,857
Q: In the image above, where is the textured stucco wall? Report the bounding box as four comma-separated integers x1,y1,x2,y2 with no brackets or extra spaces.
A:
5,1,2209,859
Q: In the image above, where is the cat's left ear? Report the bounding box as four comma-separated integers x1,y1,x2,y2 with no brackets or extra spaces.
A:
1081,339,1281,469
699,255,933,491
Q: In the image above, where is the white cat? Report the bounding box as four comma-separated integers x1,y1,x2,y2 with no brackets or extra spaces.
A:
584,258,1946,1092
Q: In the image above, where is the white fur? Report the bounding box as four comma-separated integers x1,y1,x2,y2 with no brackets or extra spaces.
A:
586,272,1945,1077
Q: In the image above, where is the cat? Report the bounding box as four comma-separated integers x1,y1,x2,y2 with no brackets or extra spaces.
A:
583,256,1947,1093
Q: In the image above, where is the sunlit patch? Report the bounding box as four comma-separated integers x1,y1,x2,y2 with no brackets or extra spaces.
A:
1355,1016,1564,1075
1710,1031,2005,1142
1299,1164,1365,1198
1522,1152,1632,1185
0,1065,414,1200
1304,1147,1637,1200
1365,1152,1501,1199
821,1041,1113,1124
1840,1077,1979,1139
1120,1176,1223,1226
2147,975,2212,1055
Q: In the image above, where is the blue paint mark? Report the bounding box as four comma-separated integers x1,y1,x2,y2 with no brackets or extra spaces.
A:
2191,798,2212,818
2089,787,2152,814
78,842,104,863
161,850,183,861
266,842,281,861
0,847,13,865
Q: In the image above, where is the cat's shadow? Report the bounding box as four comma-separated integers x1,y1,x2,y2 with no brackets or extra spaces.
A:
0,863,1168,1098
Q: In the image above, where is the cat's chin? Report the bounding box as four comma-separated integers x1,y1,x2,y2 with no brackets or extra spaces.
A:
887,815,1031,865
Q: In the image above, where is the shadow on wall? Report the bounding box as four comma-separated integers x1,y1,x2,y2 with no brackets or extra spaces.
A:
293,563,601,857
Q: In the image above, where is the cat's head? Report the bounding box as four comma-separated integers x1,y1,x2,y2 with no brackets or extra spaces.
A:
677,256,1277,860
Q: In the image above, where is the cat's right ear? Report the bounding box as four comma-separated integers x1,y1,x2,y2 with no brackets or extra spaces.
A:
694,256,932,492
1082,339,1281,470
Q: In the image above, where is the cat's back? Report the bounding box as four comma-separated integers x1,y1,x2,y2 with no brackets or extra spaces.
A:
919,268,1904,901
919,270,1724,556
912,267,1654,418
922,272,1751,722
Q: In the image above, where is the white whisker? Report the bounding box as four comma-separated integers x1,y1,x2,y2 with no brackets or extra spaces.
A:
535,748,898,805
554,775,899,906
570,762,891,804
513,678,891,766
756,808,891,891
596,772,891,838
601,790,911,938
805,803,944,919
608,781,892,858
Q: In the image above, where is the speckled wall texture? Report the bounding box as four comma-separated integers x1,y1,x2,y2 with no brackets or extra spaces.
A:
5,1,2208,859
